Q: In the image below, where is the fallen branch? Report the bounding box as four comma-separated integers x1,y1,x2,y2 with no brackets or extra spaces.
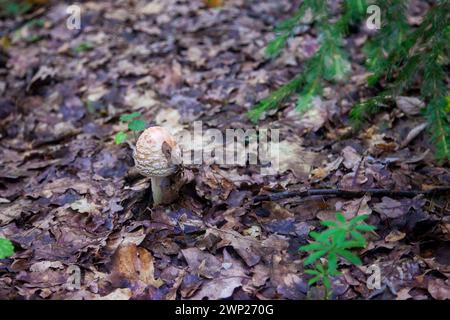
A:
253,187,450,202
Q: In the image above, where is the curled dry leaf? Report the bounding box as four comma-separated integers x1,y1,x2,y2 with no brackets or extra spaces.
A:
311,156,343,181
385,230,406,242
109,244,164,295
400,122,428,148
396,96,425,116
342,146,362,170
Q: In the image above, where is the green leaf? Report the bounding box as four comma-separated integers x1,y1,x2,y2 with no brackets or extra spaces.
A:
299,242,326,252
0,238,14,259
248,75,304,123
316,264,325,273
333,229,347,246
304,269,321,276
322,275,332,291
426,97,450,162
309,231,322,240
266,35,288,58
120,112,141,122
2,2,32,15
337,249,363,265
295,90,316,113
308,276,321,286
315,228,338,241
320,220,338,228
327,253,338,273
341,240,366,249
115,131,128,145
350,230,366,244
128,119,146,132
329,269,342,277
304,249,328,265
349,214,369,225
336,212,346,223
74,42,94,54
355,224,376,232
345,0,367,19
323,52,351,81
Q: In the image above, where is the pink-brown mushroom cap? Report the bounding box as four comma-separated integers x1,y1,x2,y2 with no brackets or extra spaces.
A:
134,126,181,177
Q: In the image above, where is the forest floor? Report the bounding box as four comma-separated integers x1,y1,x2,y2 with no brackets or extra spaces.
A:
0,0,449,300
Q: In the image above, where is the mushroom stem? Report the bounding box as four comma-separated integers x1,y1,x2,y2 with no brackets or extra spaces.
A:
150,176,166,206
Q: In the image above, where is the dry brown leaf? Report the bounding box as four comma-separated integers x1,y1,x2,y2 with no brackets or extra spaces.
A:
428,278,450,300
110,244,164,291
277,138,317,180
311,156,343,181
190,249,247,300
181,248,221,279
342,146,362,170
373,197,407,219
396,96,424,115
336,195,372,219
96,288,132,300
385,230,406,242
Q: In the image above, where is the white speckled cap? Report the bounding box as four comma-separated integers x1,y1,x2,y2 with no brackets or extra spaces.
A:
134,126,181,177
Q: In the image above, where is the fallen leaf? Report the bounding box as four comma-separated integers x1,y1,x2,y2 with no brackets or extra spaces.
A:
96,288,132,300
336,195,372,219
396,96,424,115
342,146,362,170
396,287,412,300
181,248,221,279
190,249,247,300
311,156,343,181
276,138,317,180
110,244,164,293
373,197,407,219
385,230,406,242
70,198,97,214
400,122,428,148
140,0,165,15
428,278,450,300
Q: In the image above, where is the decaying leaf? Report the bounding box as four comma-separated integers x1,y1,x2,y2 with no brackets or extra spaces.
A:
396,96,425,115
428,278,450,300
0,0,448,302
110,244,164,294
190,249,247,300
70,198,97,214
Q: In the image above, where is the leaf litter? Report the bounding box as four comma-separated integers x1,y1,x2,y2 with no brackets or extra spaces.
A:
0,0,448,300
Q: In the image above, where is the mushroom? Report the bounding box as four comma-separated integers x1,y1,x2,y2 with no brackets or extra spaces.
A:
134,126,181,206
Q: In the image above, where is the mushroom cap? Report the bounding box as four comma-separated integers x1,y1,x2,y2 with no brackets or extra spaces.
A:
134,126,181,177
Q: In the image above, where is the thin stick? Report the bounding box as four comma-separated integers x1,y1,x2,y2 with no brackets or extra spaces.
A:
253,187,450,203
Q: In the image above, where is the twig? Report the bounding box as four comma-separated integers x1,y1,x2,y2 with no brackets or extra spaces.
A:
253,187,450,202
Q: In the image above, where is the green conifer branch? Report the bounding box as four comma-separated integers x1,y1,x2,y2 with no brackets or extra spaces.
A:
355,1,449,161
252,0,449,161
250,1,366,121
248,74,304,123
